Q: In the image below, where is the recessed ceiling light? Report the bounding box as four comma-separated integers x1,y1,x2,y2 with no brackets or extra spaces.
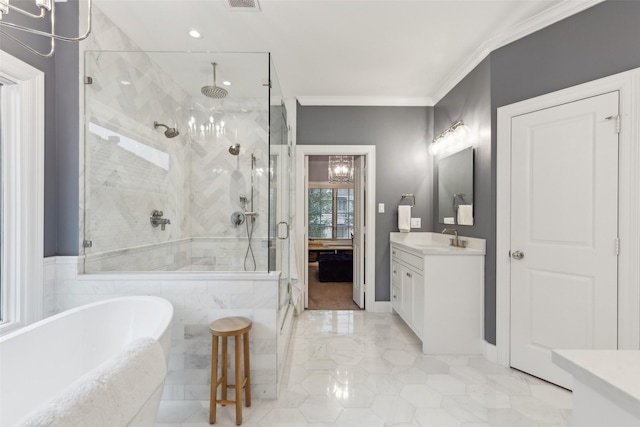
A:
189,29,202,39
120,80,131,85
222,81,231,86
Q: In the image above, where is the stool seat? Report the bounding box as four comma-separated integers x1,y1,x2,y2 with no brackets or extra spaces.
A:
210,316,252,336
209,316,252,425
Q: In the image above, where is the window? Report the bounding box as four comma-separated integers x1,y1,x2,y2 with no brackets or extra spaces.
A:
0,51,44,335
308,187,354,240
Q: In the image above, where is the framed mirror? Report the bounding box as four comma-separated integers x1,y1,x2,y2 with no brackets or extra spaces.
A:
438,147,474,225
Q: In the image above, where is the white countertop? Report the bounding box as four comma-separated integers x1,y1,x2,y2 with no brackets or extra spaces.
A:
390,232,485,255
552,350,640,419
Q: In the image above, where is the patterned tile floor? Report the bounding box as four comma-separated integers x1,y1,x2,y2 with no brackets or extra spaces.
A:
156,310,572,426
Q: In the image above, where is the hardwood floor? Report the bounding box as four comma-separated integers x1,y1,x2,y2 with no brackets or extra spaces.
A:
307,262,360,310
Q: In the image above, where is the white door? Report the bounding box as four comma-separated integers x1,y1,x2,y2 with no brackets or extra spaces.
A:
510,91,619,388
352,156,365,308
303,155,310,309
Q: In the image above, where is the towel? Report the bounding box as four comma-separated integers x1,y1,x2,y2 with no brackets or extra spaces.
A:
457,204,473,226
18,337,167,427
444,217,455,224
398,205,412,233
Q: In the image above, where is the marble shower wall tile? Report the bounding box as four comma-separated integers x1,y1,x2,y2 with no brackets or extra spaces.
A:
188,108,270,243
84,48,192,256
81,8,271,271
83,237,267,272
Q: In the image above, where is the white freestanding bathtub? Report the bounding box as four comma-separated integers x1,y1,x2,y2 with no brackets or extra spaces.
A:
0,296,174,426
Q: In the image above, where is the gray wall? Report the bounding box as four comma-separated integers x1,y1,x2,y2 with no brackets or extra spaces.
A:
433,1,640,345
491,1,640,110
433,58,493,341
297,105,433,301
487,0,640,344
0,0,79,256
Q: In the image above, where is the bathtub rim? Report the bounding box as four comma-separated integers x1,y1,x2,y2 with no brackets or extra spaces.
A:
0,295,174,343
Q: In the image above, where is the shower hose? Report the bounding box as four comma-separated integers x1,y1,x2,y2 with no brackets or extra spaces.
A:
244,216,256,271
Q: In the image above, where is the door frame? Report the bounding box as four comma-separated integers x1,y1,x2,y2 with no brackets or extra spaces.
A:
496,68,640,367
295,145,377,312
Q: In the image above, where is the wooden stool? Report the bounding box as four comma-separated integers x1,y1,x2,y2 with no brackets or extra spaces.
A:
209,316,252,425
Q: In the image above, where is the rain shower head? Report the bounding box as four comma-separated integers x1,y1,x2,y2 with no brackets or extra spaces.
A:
201,62,228,99
229,143,241,155
154,122,180,138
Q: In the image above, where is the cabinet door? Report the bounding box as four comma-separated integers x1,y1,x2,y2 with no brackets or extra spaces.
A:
392,284,401,312
400,265,414,324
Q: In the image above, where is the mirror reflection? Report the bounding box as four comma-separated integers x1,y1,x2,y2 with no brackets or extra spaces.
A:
438,147,474,226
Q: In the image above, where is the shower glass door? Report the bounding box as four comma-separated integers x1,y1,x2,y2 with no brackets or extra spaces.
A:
268,55,292,334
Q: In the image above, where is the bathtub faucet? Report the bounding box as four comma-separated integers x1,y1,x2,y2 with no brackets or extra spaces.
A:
150,210,171,231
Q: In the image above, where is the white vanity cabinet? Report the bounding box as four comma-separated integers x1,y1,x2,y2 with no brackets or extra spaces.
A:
391,246,424,338
390,232,485,354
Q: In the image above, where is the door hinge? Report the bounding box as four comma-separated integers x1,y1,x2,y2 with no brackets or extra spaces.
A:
262,79,271,88
83,239,93,248
605,115,620,134
615,237,620,255
84,76,93,85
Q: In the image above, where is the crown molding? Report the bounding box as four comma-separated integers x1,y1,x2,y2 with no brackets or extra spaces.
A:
431,0,606,104
296,96,434,107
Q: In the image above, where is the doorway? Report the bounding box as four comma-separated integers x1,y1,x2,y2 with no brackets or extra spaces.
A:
295,145,376,312
306,155,360,310
496,68,640,385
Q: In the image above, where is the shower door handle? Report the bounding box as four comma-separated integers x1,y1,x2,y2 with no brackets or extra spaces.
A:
277,222,289,240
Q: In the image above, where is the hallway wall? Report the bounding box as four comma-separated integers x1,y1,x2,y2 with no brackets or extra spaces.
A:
297,105,433,301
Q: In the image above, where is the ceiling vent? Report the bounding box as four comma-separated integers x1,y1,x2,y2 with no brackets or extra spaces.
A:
227,0,260,11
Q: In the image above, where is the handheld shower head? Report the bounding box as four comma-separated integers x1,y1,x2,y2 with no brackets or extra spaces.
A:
229,143,240,155
154,122,180,139
201,63,228,99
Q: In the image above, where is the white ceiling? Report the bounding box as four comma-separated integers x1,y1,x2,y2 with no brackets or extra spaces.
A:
94,0,602,106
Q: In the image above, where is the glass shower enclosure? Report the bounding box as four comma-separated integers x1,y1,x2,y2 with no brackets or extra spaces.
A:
82,51,292,317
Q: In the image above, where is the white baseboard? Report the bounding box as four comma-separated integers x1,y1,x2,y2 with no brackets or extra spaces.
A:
368,301,392,313
483,340,498,363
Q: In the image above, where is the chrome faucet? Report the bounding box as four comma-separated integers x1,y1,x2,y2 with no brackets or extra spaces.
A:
150,210,171,231
442,228,461,247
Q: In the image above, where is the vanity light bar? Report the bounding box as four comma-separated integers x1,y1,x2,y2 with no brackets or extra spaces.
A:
433,120,465,144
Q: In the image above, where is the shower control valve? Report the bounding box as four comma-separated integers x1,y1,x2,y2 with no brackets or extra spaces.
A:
150,210,171,231
231,211,246,227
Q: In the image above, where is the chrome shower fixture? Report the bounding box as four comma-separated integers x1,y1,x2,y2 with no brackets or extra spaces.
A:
229,143,241,155
201,62,228,99
154,122,180,138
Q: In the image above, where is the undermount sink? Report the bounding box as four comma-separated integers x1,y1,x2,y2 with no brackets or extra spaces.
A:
389,232,486,255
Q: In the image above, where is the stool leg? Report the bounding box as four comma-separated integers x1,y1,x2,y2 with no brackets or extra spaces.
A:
243,331,251,407
209,335,218,424
235,335,242,425
221,337,228,405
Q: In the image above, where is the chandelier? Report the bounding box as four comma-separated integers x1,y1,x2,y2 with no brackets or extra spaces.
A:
328,155,354,183
0,0,93,58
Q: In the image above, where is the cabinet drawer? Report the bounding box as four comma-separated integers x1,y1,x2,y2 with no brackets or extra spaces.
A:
392,246,423,271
